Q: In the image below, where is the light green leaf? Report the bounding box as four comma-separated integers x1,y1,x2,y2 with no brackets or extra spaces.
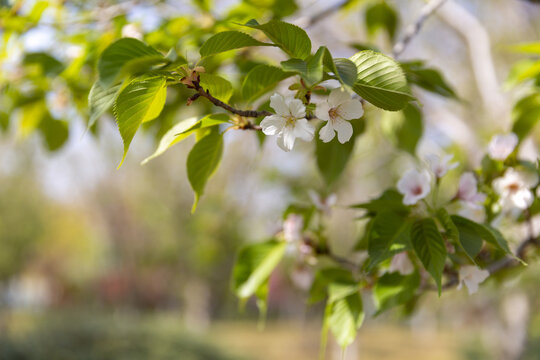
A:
327,292,364,348
98,38,166,86
88,81,122,127
232,240,287,299
350,50,413,111
374,271,420,315
510,42,540,54
309,268,355,304
241,64,293,102
23,52,64,76
200,31,274,57
244,19,311,59
281,46,325,86
411,218,447,295
512,93,540,141
187,129,223,213
365,1,398,41
198,73,234,102
328,282,360,303
114,76,167,167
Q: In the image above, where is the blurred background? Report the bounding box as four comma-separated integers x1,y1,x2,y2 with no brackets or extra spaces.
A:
1,0,540,359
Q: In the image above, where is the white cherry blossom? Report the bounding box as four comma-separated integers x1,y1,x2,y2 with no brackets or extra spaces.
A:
457,265,489,294
425,154,458,179
261,93,315,152
457,172,486,207
121,23,143,40
389,252,414,275
493,168,538,210
315,88,364,144
397,169,432,205
488,133,518,161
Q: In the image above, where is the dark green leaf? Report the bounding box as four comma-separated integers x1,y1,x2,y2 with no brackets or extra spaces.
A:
451,215,511,255
365,1,398,41
374,271,420,314
396,103,423,154
350,50,413,111
411,218,447,294
449,214,484,261
281,46,325,86
23,52,64,76
309,267,355,304
315,126,356,186
401,60,458,99
368,211,411,269
39,114,69,151
351,189,409,216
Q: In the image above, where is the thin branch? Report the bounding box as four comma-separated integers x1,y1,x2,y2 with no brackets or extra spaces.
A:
195,87,273,118
392,0,450,58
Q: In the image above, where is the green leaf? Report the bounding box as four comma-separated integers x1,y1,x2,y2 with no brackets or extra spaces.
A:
232,240,287,299
510,42,540,54
198,73,234,102
401,60,458,99
450,215,511,255
141,114,229,164
351,189,409,216
374,271,420,314
23,52,64,76
281,46,325,86
114,76,167,166
187,129,223,213
396,103,423,154
98,38,166,86
327,292,364,348
365,1,398,41
350,50,413,111
512,93,540,141
506,59,540,87
88,81,122,127
244,19,311,59
241,64,293,102
324,56,358,88
309,268,355,304
411,218,447,295
449,214,484,261
368,211,411,269
200,31,274,57
436,208,460,245
39,114,69,151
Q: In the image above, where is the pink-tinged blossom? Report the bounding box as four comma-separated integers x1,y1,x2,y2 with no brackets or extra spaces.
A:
308,190,337,216
283,214,304,243
426,154,458,179
493,168,538,210
315,88,363,144
457,266,489,294
261,93,314,152
488,133,518,161
457,172,486,207
389,252,414,275
397,169,432,205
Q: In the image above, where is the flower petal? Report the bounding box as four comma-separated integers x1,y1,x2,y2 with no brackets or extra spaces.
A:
287,98,306,119
282,125,297,151
270,93,289,117
328,88,350,107
338,100,364,120
333,118,353,143
260,115,286,135
276,133,289,152
319,122,335,143
315,102,331,121
294,118,315,142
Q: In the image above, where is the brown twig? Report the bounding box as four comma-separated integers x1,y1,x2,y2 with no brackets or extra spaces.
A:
195,86,273,118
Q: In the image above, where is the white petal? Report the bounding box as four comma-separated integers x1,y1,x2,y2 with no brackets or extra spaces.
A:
488,133,518,160
333,118,353,143
319,122,336,143
328,88,350,107
337,100,364,120
512,189,533,209
294,118,315,142
260,115,286,135
315,102,331,121
270,93,289,117
282,126,296,151
402,193,419,205
287,98,306,119
276,134,289,152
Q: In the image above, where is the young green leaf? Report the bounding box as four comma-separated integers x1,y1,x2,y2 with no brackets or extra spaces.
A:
187,129,223,213
198,73,234,102
324,55,358,88
114,76,167,167
98,38,166,86
232,239,287,299
88,81,122,127
309,267,356,304
280,46,325,86
241,64,293,102
327,292,364,348
244,19,311,59
411,218,447,295
350,50,413,111
401,61,458,99
396,103,423,155
199,31,274,57
374,271,420,315
512,93,540,142
141,114,229,165
365,1,398,41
